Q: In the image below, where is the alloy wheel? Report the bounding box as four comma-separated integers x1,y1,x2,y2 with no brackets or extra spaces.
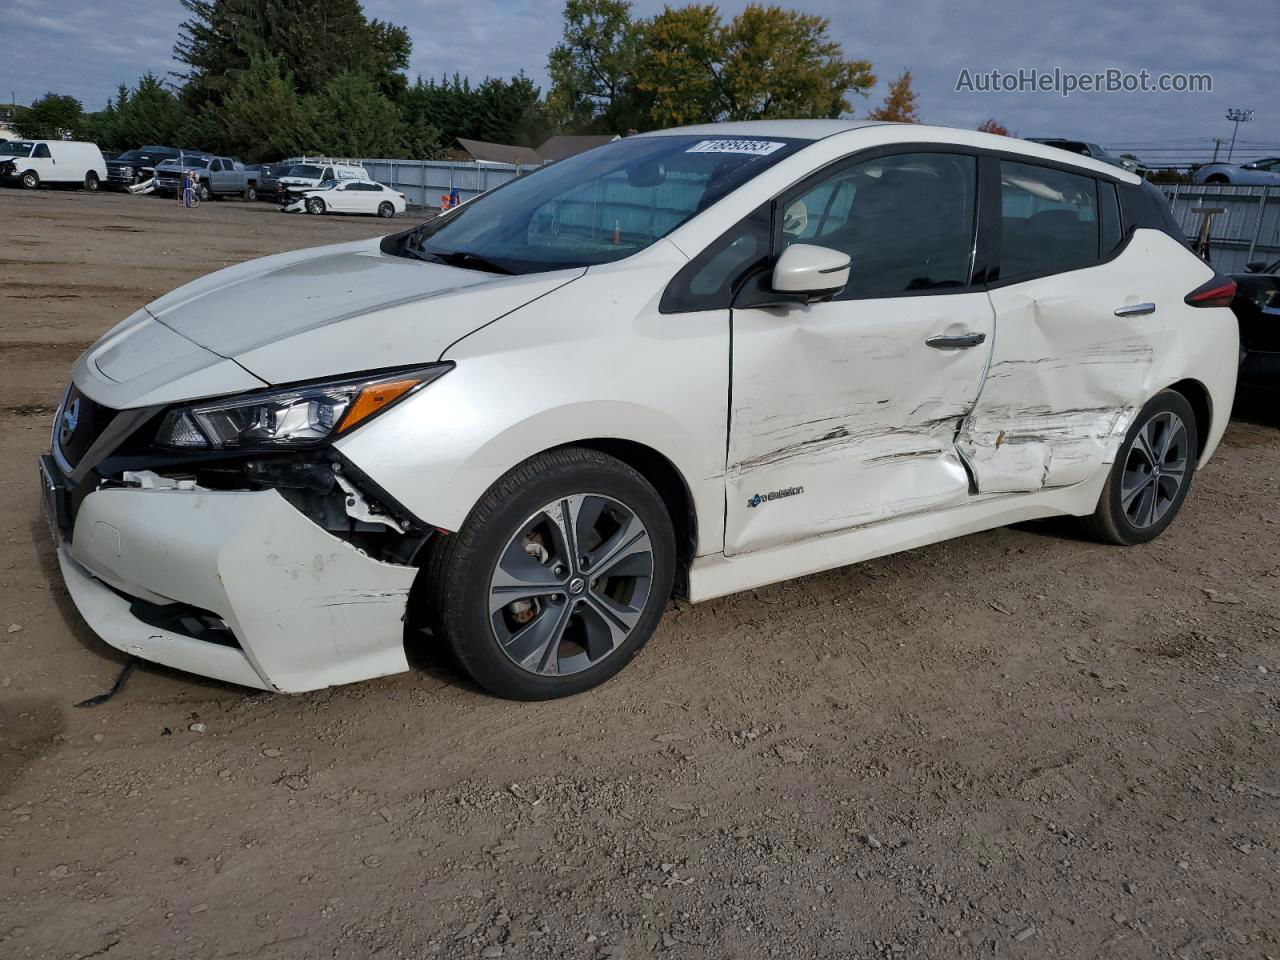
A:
488,494,654,676
1120,411,1189,529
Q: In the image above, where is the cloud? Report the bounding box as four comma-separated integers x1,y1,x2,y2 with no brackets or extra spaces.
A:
2,0,1274,165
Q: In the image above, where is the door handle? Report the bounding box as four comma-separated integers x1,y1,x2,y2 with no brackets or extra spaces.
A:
1114,302,1156,317
925,332,987,349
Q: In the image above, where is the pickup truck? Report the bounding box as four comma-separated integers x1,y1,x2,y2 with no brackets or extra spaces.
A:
152,155,259,200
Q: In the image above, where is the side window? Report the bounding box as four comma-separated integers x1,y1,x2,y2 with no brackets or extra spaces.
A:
999,161,1099,280
34,144,51,159
211,159,224,172
1099,180,1123,256
660,205,771,313
781,152,978,298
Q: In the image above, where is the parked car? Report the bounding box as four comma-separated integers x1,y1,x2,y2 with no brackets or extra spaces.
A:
282,178,406,217
1026,138,1136,172
276,159,369,204
41,121,1238,700
1193,157,1280,186
1231,257,1280,389
153,154,259,200
0,139,106,190
106,145,182,189
246,162,291,201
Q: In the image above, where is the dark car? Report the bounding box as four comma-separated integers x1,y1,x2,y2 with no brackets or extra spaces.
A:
246,162,290,201
106,145,183,189
1232,258,1280,390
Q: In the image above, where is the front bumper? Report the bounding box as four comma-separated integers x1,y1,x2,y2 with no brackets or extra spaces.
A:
47,471,417,692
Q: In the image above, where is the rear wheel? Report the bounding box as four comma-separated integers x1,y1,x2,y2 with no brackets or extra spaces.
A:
377,201,395,218
244,184,257,201
1084,390,1199,545
424,448,676,700
84,171,100,191
20,170,39,189
306,197,325,215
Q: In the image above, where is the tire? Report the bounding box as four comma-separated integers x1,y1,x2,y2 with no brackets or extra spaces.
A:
244,184,257,201
377,201,395,219
196,182,211,202
20,170,39,190
1083,390,1199,545
424,448,677,700
84,171,100,191
1205,174,1229,185
306,197,325,215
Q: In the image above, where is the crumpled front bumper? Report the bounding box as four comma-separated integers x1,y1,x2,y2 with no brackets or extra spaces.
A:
54,483,417,693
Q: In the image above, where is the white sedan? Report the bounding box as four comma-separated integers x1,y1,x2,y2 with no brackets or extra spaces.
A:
283,178,406,218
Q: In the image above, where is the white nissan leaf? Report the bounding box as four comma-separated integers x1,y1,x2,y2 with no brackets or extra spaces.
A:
42,121,1238,700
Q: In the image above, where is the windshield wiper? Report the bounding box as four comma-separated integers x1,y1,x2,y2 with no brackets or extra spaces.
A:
417,248,514,275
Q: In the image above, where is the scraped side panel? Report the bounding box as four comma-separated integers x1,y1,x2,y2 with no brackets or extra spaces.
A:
958,266,1160,494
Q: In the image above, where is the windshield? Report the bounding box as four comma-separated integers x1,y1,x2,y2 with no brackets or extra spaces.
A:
287,165,323,179
115,150,146,162
0,141,34,158
396,135,805,274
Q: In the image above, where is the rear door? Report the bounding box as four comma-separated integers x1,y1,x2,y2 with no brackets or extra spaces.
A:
725,150,995,554
958,159,1164,492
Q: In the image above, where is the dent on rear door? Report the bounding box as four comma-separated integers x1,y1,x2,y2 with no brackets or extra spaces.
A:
957,272,1159,493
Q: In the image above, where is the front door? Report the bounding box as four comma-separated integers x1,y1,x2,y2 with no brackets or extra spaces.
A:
726,151,994,555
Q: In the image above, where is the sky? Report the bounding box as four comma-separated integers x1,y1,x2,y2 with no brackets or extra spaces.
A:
3,0,1276,166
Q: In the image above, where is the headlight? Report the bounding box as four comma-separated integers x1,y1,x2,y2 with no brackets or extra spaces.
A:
122,166,134,176
156,364,452,449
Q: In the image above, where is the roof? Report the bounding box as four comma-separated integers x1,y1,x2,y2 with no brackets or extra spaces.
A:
454,138,542,166
536,134,618,162
637,119,886,141
636,120,1141,183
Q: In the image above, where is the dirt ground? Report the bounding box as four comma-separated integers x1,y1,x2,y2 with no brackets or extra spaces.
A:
1,188,1278,960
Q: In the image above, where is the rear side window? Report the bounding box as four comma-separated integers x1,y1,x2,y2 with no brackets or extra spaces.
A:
781,152,978,299
998,161,1099,280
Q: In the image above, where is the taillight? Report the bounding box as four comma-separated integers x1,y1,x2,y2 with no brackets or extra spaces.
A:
1185,276,1237,308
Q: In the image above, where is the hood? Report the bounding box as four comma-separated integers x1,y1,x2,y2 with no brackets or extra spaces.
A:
142,238,583,385
156,160,211,171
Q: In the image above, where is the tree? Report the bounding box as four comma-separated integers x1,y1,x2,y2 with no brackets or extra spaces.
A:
175,0,411,108
15,93,84,139
301,70,408,157
977,118,1009,136
634,4,874,128
546,0,645,133
867,69,918,122
218,53,307,161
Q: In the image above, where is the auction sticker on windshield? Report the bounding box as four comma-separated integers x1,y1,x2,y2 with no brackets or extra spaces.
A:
686,139,786,156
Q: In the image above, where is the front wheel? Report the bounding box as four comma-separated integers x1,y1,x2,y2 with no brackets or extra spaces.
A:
20,171,39,189
306,197,325,215
1205,174,1230,185
196,182,211,202
84,171,100,191
377,201,395,218
423,448,676,700
1084,390,1199,545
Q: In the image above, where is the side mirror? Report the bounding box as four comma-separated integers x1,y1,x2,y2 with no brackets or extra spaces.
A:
771,243,851,297
1245,260,1267,273
1242,162,1259,170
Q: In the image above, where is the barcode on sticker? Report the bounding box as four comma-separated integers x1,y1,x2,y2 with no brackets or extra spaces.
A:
687,139,785,156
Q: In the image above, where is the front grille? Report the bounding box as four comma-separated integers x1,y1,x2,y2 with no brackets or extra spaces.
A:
56,385,118,470
154,173,181,190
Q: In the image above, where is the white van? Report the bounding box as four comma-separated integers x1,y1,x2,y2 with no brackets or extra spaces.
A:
0,140,107,190
275,157,368,203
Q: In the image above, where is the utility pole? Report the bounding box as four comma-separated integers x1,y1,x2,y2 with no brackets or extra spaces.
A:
1226,108,1254,161
1211,138,1226,162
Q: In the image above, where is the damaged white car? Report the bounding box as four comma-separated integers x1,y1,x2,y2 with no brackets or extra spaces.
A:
281,177,406,218
42,121,1238,699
